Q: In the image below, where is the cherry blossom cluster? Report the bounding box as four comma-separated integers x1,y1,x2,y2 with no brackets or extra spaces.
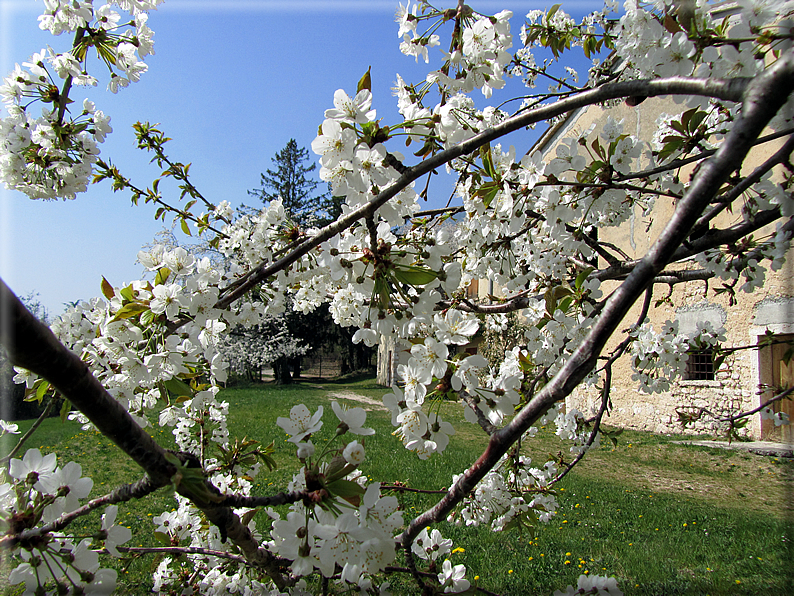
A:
615,0,794,117
2,449,131,595
629,320,691,393
397,4,513,98
218,314,310,378
553,573,623,596
268,403,403,588
449,451,560,530
15,244,259,458
0,1,158,199
760,405,791,426
629,319,728,394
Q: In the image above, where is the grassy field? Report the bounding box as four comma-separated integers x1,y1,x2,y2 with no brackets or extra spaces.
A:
2,375,792,595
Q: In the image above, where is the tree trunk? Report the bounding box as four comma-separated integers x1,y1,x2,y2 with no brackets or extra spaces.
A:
273,357,292,384
291,356,302,379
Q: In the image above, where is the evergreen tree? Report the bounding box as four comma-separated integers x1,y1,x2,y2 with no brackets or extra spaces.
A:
248,139,330,226
247,141,367,381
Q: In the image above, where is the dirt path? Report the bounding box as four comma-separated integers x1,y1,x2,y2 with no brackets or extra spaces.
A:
325,391,387,411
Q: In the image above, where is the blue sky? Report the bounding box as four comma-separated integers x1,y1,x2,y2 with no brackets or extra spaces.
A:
0,0,602,317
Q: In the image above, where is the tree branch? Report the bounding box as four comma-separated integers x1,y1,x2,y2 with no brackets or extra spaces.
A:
1,476,160,550
213,76,753,311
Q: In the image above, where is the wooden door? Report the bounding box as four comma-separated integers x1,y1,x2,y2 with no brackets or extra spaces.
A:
769,337,794,443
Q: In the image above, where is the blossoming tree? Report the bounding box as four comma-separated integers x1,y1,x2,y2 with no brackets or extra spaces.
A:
2,0,794,594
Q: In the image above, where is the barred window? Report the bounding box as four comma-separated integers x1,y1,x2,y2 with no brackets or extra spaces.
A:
684,347,715,381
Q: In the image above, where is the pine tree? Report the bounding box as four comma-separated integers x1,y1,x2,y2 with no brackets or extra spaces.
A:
248,139,331,227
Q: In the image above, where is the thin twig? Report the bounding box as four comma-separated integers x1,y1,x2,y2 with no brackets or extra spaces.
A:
1,395,59,464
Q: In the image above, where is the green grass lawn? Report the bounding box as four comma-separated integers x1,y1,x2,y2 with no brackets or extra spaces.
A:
2,375,792,595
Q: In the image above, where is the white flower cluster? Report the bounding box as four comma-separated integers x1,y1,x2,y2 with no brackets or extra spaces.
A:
218,314,310,378
553,573,623,596
450,448,559,531
615,0,794,119
760,406,791,426
2,449,131,595
269,490,402,588
6,1,793,594
630,319,727,394
629,320,690,393
15,245,260,458
0,2,158,199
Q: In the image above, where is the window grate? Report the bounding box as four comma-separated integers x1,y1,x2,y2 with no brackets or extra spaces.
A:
684,347,715,381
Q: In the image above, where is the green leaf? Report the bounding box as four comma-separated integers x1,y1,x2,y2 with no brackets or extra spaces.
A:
141,309,156,327
545,285,573,316
558,295,573,314
373,277,390,310
180,218,192,237
154,267,171,286
101,277,115,300
680,107,697,130
474,181,500,209
688,109,708,133
164,378,194,399
119,285,136,302
357,66,372,93
179,467,225,507
575,267,595,291
59,398,71,423
326,478,365,506
35,380,50,404
154,531,171,546
393,264,438,286
257,450,278,471
110,302,148,322
325,458,357,484
480,143,497,179
658,137,684,160
240,509,259,527
324,455,347,481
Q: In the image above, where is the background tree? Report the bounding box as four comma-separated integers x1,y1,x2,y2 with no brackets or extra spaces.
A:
219,314,309,384
247,141,370,380
247,139,331,227
288,304,375,378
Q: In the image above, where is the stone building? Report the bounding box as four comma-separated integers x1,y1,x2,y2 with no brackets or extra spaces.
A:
376,51,792,443
534,95,794,442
